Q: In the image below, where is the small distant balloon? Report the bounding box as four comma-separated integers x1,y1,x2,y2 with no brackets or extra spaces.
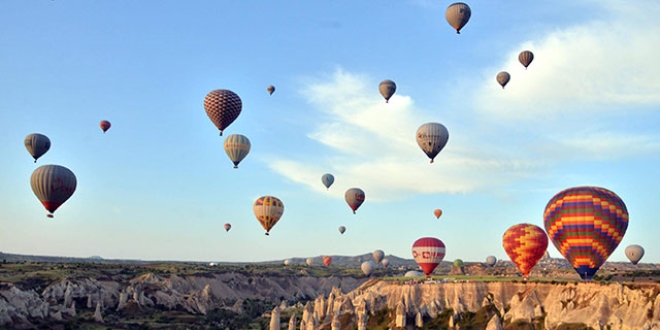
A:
224,223,231,232
306,258,313,266
518,50,534,69
323,256,332,267
373,250,385,264
416,123,449,163
267,85,275,95
445,2,471,34
223,134,251,169
453,259,464,268
485,255,497,267
24,133,51,163
345,188,365,214
322,173,335,190
433,209,443,219
625,245,644,265
379,80,396,103
338,226,346,234
100,120,111,133
381,258,390,269
361,261,376,276
284,259,291,266
496,72,510,89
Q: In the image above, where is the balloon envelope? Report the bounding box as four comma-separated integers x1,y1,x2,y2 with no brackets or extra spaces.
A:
224,223,231,232
223,134,251,168
373,250,385,264
203,89,242,136
496,72,510,89
323,256,332,267
519,50,534,69
625,245,644,265
433,209,443,219
253,196,284,235
30,165,77,217
502,223,548,278
284,259,291,266
404,270,424,277
485,255,497,267
361,261,376,276
381,258,390,269
445,2,471,34
412,237,446,277
379,80,396,103
453,259,464,268
544,186,628,280
267,85,275,95
99,120,111,133
24,133,51,163
416,123,449,163
322,173,335,189
345,188,366,214
338,226,346,234
306,258,313,266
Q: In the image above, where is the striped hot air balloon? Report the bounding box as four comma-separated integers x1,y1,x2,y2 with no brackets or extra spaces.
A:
323,256,332,267
204,89,242,136
24,133,51,163
544,186,628,280
223,134,251,168
345,188,365,214
502,223,548,279
253,196,284,235
30,165,77,218
412,237,446,277
519,50,534,69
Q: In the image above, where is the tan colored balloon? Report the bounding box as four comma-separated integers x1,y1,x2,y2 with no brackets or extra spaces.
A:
24,133,51,163
519,50,534,69
625,245,644,265
253,196,284,235
338,226,346,234
267,85,275,95
381,258,390,269
496,71,511,89
361,261,376,276
379,80,397,103
416,122,449,163
373,250,385,264
223,134,251,169
204,89,242,136
30,164,77,218
306,258,313,266
446,2,471,34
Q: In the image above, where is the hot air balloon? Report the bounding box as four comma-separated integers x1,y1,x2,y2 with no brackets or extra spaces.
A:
203,89,242,136
412,237,446,277
519,50,534,69
416,123,449,163
382,258,390,269
502,223,548,280
253,196,284,235
379,80,396,103
404,270,424,277
24,133,51,163
223,134,251,168
224,223,231,232
433,209,443,219
322,173,335,190
373,250,385,264
544,186,628,280
446,2,471,34
625,245,644,265
485,255,497,267
284,259,291,266
306,258,313,266
99,120,111,133
323,256,332,267
30,165,77,218
361,261,376,276
453,259,464,268
496,72,510,89
267,85,275,95
345,188,365,214
338,226,346,234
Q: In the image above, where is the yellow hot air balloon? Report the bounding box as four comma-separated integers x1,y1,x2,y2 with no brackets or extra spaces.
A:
223,134,251,168
253,196,284,235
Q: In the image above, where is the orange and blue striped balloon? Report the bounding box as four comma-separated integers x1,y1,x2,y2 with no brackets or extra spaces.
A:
502,223,548,278
544,186,628,280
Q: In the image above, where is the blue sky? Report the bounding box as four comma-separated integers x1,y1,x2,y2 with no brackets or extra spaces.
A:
1,1,659,264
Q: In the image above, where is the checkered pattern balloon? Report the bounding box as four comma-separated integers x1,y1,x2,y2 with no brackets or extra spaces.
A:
502,223,548,278
544,186,628,280
204,89,242,136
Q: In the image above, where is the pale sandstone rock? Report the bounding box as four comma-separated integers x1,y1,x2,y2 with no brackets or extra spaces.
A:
269,305,280,330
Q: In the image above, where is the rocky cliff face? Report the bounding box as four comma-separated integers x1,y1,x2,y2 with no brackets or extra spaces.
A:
0,272,364,329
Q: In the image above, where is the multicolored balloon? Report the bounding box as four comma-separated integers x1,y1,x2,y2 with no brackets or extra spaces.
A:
502,223,548,278
433,209,443,219
24,133,51,163
416,123,449,163
323,256,332,267
203,89,242,136
625,244,644,265
544,186,628,280
379,79,396,103
30,165,77,218
99,120,111,133
223,134,251,168
485,255,497,267
373,250,384,264
253,196,284,235
322,173,335,190
519,50,534,69
496,71,510,89
345,188,365,214
267,85,275,95
412,237,446,277
224,223,231,232
446,2,471,34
